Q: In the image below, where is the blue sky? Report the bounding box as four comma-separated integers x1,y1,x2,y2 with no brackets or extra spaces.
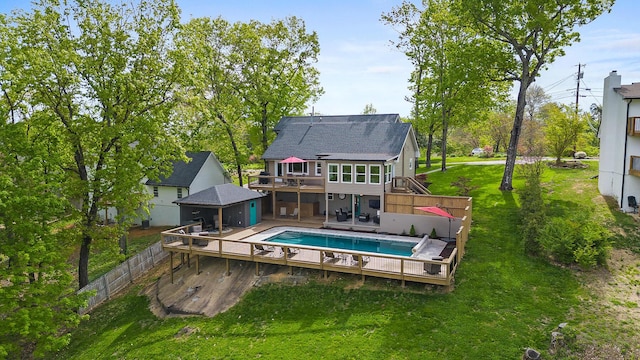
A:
2,0,639,116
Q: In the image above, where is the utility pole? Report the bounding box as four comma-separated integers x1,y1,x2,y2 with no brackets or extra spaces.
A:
575,63,585,112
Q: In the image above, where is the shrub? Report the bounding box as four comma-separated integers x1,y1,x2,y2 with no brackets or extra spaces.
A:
517,160,546,255
537,215,611,268
409,224,416,237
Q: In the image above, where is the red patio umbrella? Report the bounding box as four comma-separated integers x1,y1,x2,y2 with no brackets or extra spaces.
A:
280,156,306,163
414,206,454,219
414,206,454,241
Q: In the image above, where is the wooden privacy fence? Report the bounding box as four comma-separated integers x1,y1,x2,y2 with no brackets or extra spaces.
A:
385,193,472,220
78,241,168,314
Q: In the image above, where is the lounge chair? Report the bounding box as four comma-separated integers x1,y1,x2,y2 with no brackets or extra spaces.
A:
351,254,369,265
282,247,297,258
289,208,299,217
254,244,272,254
324,251,339,262
280,207,287,217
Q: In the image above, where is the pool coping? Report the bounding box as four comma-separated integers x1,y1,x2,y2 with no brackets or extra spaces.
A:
245,226,447,260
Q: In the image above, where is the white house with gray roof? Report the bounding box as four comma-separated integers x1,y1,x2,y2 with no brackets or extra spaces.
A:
249,114,423,231
144,151,231,226
599,71,640,212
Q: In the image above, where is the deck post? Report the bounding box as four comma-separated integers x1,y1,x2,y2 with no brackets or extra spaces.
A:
170,251,174,284
255,262,259,276
225,258,230,276
401,260,405,288
324,270,328,279
196,254,200,275
187,253,190,268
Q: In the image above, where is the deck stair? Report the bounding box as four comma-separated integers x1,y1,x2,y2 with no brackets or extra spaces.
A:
392,177,431,195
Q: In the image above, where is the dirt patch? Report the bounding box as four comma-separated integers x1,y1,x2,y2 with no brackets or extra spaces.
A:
572,248,640,358
143,256,303,318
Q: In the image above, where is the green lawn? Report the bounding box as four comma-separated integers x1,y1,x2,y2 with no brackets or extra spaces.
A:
54,162,637,359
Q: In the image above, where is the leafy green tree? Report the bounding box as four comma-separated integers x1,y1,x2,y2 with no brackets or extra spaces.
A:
176,17,252,186
12,0,184,288
383,0,505,171
0,18,89,357
456,0,614,190
235,17,323,163
543,103,585,164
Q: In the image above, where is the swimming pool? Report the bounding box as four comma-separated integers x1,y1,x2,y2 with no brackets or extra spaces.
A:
264,230,417,256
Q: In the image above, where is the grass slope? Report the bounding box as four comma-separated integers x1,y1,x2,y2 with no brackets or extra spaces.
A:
54,162,632,359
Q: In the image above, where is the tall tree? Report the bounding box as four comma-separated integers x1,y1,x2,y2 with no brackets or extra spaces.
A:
457,0,614,190
234,17,323,165
176,17,251,186
383,0,505,171
15,0,184,288
0,17,88,358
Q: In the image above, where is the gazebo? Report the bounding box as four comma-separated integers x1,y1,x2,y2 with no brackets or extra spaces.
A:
173,183,265,235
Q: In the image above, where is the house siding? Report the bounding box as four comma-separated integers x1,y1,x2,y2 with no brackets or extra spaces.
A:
599,71,640,211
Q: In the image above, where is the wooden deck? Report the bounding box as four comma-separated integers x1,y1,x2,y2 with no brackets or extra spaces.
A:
161,220,458,286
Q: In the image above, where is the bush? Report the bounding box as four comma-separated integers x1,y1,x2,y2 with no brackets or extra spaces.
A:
517,161,546,255
537,215,611,268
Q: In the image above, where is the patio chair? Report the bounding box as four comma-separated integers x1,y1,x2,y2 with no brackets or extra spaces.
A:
336,209,347,222
280,207,287,217
629,196,638,214
289,208,299,217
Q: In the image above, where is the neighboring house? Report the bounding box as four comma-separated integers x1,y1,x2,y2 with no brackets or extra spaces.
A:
144,151,231,226
599,71,640,212
249,114,424,231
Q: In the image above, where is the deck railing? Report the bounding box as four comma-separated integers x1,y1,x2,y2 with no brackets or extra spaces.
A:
247,175,325,191
161,226,457,286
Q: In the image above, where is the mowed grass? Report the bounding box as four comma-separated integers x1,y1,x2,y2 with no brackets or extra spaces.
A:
55,162,622,359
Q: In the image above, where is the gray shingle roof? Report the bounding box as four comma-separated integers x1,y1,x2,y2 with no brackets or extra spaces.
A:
617,83,640,99
174,183,264,207
146,151,211,187
263,114,411,161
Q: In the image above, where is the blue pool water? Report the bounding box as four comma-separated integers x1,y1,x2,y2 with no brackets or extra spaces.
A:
265,231,417,256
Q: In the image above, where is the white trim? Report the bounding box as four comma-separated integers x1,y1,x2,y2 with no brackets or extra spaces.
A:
315,162,322,176
341,163,353,183
355,164,367,184
369,164,381,185
328,163,339,183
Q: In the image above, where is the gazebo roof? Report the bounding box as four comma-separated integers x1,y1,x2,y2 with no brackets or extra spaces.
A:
174,183,264,207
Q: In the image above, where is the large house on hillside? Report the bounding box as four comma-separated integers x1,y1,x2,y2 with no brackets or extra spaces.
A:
249,114,437,233
144,151,231,226
599,71,640,212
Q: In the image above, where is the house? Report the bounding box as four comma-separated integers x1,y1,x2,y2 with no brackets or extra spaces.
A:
248,114,433,232
144,151,231,226
599,71,640,212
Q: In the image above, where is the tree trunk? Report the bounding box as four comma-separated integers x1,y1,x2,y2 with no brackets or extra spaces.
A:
441,120,448,172
500,78,529,191
261,102,269,172
425,132,433,168
219,113,244,186
78,235,91,288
